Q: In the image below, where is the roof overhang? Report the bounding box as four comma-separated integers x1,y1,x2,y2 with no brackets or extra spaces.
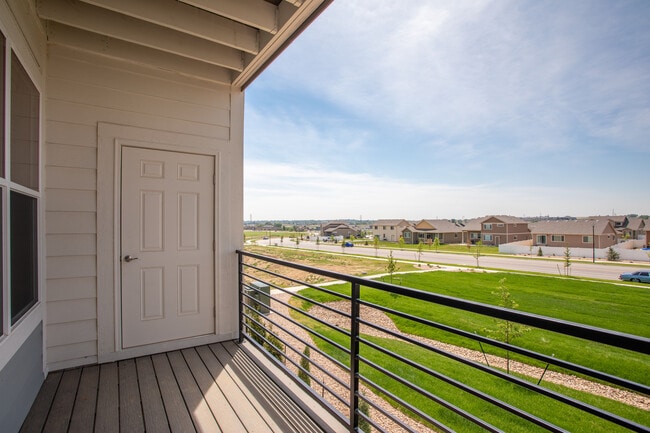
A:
37,0,332,89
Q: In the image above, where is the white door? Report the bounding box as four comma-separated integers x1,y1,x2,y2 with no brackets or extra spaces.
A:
121,146,215,348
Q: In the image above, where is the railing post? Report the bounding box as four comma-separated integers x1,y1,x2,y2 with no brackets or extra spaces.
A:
237,250,244,344
350,282,361,432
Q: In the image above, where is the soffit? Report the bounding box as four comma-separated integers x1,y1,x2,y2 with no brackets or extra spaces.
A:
36,0,331,88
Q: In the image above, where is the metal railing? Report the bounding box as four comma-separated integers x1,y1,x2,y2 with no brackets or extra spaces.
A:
237,250,650,433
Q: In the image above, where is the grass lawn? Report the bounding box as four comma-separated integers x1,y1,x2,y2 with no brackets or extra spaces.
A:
291,269,650,432
304,318,649,433
298,271,649,385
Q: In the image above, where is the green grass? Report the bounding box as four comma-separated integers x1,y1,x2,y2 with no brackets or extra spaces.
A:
244,230,307,242
305,319,649,432
368,240,500,255
297,271,649,385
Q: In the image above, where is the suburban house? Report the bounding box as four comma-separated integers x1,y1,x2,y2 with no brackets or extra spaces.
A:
371,219,411,241
320,221,359,238
401,219,463,245
529,219,618,249
0,1,333,432
615,217,646,241
461,215,530,246
624,217,646,240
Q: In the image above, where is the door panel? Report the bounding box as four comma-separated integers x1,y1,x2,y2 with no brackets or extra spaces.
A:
121,146,215,348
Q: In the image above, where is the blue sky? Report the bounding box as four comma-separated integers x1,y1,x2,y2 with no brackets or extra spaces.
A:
243,0,649,221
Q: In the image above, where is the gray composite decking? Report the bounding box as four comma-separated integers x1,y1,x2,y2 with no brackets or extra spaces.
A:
19,341,338,433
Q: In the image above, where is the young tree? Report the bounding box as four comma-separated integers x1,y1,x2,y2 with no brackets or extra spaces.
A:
417,240,424,262
373,236,379,257
386,251,397,284
563,246,571,276
398,236,405,250
433,237,440,253
485,278,529,374
474,240,483,267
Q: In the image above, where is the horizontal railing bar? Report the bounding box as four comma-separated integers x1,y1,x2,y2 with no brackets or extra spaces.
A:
238,250,648,352
242,277,353,323
241,290,353,356
241,302,352,391
360,339,565,432
241,303,352,373
360,376,457,433
359,334,647,432
358,394,420,433
359,357,513,433
241,262,353,302
358,299,650,395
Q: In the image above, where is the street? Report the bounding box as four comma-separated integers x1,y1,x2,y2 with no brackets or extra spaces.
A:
256,238,648,282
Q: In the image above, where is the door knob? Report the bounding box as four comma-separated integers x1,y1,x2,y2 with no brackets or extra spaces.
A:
124,255,139,262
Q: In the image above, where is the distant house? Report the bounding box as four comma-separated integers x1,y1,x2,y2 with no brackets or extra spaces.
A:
462,216,530,246
529,219,617,249
371,219,412,242
401,219,463,244
321,222,359,238
617,217,646,241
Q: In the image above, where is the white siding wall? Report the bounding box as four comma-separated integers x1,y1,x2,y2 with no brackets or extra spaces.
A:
45,45,240,370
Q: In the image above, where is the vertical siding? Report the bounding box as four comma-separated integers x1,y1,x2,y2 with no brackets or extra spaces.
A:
45,45,234,370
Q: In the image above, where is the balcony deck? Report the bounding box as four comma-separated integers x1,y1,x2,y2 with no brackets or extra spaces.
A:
20,340,344,433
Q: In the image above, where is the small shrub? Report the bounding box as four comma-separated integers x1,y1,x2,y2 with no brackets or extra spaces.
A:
537,247,543,257
358,399,371,433
607,247,620,261
298,346,311,386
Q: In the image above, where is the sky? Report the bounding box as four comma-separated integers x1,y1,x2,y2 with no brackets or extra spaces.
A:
243,0,650,222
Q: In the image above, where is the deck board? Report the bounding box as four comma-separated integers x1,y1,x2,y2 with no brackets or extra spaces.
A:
151,353,195,433
118,359,144,433
135,357,170,433
68,365,98,433
94,363,119,433
43,369,81,433
19,342,333,433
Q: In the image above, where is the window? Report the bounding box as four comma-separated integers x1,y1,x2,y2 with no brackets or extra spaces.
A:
10,192,37,324
497,223,504,228
483,223,492,230
470,233,480,239
0,47,41,330
11,52,39,190
537,235,547,244
551,235,565,242
483,234,493,241
403,232,411,239
583,235,593,243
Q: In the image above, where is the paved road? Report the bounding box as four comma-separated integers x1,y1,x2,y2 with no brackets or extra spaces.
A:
256,238,648,282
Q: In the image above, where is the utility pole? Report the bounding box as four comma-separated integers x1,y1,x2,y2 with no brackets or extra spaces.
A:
592,224,595,263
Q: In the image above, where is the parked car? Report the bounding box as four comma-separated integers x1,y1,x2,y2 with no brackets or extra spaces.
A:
344,242,354,247
619,270,650,283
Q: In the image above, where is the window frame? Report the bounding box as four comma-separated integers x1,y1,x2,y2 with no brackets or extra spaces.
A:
583,235,593,244
537,235,547,245
551,235,565,243
0,29,43,352
483,223,493,230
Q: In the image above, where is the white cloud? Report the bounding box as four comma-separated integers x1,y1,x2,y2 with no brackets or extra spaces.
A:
244,160,628,221
264,0,650,153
